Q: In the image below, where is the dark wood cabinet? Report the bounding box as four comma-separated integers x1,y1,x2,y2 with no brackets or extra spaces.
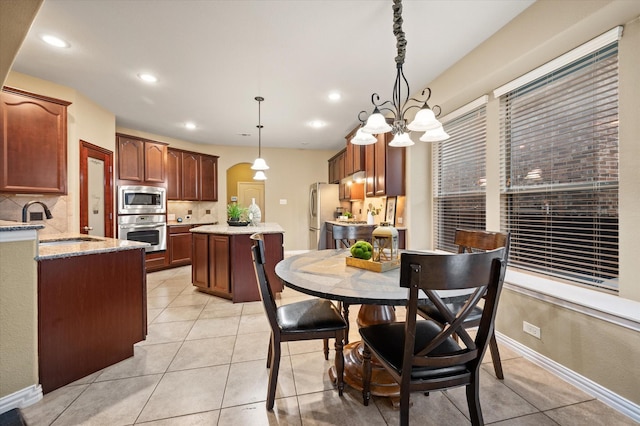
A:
345,126,365,176
116,134,167,185
328,149,346,184
365,133,405,197
145,251,168,271
167,148,218,201
169,225,193,266
0,87,70,194
192,233,209,287
209,235,231,296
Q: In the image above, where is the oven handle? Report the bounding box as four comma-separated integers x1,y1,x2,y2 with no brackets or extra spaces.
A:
119,223,166,230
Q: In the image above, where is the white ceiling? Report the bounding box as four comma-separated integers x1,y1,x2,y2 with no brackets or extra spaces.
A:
12,0,534,151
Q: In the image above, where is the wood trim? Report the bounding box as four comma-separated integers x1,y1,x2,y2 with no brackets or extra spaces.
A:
80,140,114,237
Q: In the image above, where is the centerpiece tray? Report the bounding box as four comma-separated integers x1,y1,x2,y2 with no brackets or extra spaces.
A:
227,220,250,227
345,256,400,272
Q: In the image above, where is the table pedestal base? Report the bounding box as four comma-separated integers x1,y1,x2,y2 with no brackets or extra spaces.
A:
329,304,401,407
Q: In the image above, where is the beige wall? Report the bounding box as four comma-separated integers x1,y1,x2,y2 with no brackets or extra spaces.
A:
0,239,38,397
0,0,42,88
405,0,640,405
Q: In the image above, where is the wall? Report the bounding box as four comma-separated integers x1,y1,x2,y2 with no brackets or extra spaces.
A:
406,0,640,406
0,0,42,88
0,238,38,399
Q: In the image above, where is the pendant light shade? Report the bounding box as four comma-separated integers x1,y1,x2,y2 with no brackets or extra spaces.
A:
407,106,440,132
418,125,450,142
388,131,414,147
251,96,269,174
351,127,377,145
361,108,393,134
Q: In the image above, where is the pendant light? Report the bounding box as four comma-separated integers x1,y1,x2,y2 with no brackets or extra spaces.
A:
251,96,268,180
357,0,449,145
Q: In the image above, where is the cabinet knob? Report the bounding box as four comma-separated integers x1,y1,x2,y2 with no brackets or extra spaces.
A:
83,226,93,231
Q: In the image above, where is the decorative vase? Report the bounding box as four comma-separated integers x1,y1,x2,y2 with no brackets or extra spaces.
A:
367,211,374,225
248,198,262,226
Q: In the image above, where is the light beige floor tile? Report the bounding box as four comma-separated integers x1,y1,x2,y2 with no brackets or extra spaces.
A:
495,357,592,411
168,335,236,371
67,369,102,386
205,295,235,306
242,301,266,315
168,293,212,308
138,321,194,346
490,412,560,425
232,330,285,363
287,339,327,356
445,368,539,424
136,410,220,425
237,313,270,335
95,342,181,381
297,387,388,426
179,285,201,295
373,389,470,425
199,302,243,319
51,374,162,426
218,397,302,426
153,305,205,323
290,351,338,395
147,308,163,324
185,316,240,340
222,358,296,408
22,384,88,426
160,277,191,288
147,286,185,298
146,296,175,309
136,365,229,423
544,399,638,426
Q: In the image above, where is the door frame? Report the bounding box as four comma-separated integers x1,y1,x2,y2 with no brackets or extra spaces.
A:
80,140,114,237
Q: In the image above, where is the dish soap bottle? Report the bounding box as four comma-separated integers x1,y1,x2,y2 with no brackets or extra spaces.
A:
248,198,261,226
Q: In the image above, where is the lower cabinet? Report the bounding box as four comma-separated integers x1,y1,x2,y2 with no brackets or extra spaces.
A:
168,225,193,267
145,251,168,272
191,232,283,302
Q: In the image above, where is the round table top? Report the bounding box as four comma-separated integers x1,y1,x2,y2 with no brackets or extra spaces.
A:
275,249,409,305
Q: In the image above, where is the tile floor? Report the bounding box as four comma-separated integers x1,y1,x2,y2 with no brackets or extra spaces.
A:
21,265,636,426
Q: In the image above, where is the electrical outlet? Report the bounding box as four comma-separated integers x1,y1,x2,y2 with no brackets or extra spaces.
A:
279,199,287,205
523,321,541,339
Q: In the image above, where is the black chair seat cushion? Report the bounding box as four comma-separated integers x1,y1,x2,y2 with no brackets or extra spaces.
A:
277,299,347,333
360,320,468,380
418,296,483,326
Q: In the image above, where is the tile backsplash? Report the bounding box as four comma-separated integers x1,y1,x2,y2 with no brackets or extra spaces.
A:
168,201,218,224
0,194,70,235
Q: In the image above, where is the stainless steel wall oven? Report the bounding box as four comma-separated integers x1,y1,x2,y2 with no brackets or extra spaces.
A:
118,214,167,252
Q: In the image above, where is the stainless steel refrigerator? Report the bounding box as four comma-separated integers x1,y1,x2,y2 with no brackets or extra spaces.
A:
308,182,339,250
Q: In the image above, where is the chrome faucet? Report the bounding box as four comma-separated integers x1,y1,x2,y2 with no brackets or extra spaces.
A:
21,201,53,222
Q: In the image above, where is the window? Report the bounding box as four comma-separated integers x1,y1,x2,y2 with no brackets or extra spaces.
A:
433,100,487,252
498,38,619,291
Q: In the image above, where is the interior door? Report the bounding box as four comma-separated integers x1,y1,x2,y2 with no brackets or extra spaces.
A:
237,182,264,221
80,140,113,236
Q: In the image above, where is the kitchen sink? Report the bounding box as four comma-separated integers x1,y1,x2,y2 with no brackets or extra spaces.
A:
39,237,103,246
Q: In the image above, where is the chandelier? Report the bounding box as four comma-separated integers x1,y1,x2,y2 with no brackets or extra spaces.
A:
251,96,268,180
352,0,450,147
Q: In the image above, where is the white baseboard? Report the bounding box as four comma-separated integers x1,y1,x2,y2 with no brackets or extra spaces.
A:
497,332,640,422
0,384,42,415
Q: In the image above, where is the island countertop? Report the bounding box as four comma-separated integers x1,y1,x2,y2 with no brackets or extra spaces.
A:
37,233,149,260
190,222,285,235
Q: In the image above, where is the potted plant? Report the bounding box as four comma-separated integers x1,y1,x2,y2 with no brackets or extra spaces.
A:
227,203,248,224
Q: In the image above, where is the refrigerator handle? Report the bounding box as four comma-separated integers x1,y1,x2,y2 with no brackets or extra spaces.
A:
309,187,316,218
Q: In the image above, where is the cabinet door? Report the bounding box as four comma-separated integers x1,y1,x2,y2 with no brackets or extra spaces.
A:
365,143,376,197
181,152,199,200
210,235,230,295
166,149,182,200
199,155,218,201
337,151,346,181
169,232,192,265
0,89,69,194
384,133,406,196
192,233,209,288
345,141,354,176
374,133,386,196
117,137,144,182
144,141,166,183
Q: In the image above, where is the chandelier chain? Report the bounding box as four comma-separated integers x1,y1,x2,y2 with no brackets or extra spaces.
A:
393,0,406,66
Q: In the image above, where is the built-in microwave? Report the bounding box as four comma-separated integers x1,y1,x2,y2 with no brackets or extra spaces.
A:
118,185,166,215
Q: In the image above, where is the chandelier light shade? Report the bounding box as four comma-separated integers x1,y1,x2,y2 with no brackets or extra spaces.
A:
253,170,267,181
419,125,450,142
357,0,448,145
251,96,269,173
351,112,379,145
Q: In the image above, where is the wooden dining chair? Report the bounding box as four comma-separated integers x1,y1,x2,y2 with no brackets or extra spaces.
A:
417,229,510,380
332,224,376,344
359,248,507,426
250,233,347,410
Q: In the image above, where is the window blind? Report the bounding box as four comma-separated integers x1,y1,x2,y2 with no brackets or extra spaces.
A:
434,105,487,252
499,42,619,290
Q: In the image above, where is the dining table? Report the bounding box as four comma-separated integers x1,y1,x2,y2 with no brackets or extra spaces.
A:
274,248,467,405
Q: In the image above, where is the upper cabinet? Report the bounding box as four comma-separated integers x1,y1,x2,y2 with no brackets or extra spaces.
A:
365,133,405,197
167,147,218,201
328,149,345,184
117,134,167,186
344,127,365,176
0,87,71,194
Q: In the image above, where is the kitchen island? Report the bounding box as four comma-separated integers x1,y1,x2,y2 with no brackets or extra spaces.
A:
190,222,284,302
37,234,148,393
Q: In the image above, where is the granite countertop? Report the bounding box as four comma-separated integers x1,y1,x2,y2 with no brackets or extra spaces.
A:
167,220,219,226
37,233,149,260
0,220,45,232
190,222,285,235
327,220,407,230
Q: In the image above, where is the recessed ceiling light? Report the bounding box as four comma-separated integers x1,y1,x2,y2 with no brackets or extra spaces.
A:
138,73,158,83
185,122,196,130
328,92,341,101
309,120,325,128
42,35,69,48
